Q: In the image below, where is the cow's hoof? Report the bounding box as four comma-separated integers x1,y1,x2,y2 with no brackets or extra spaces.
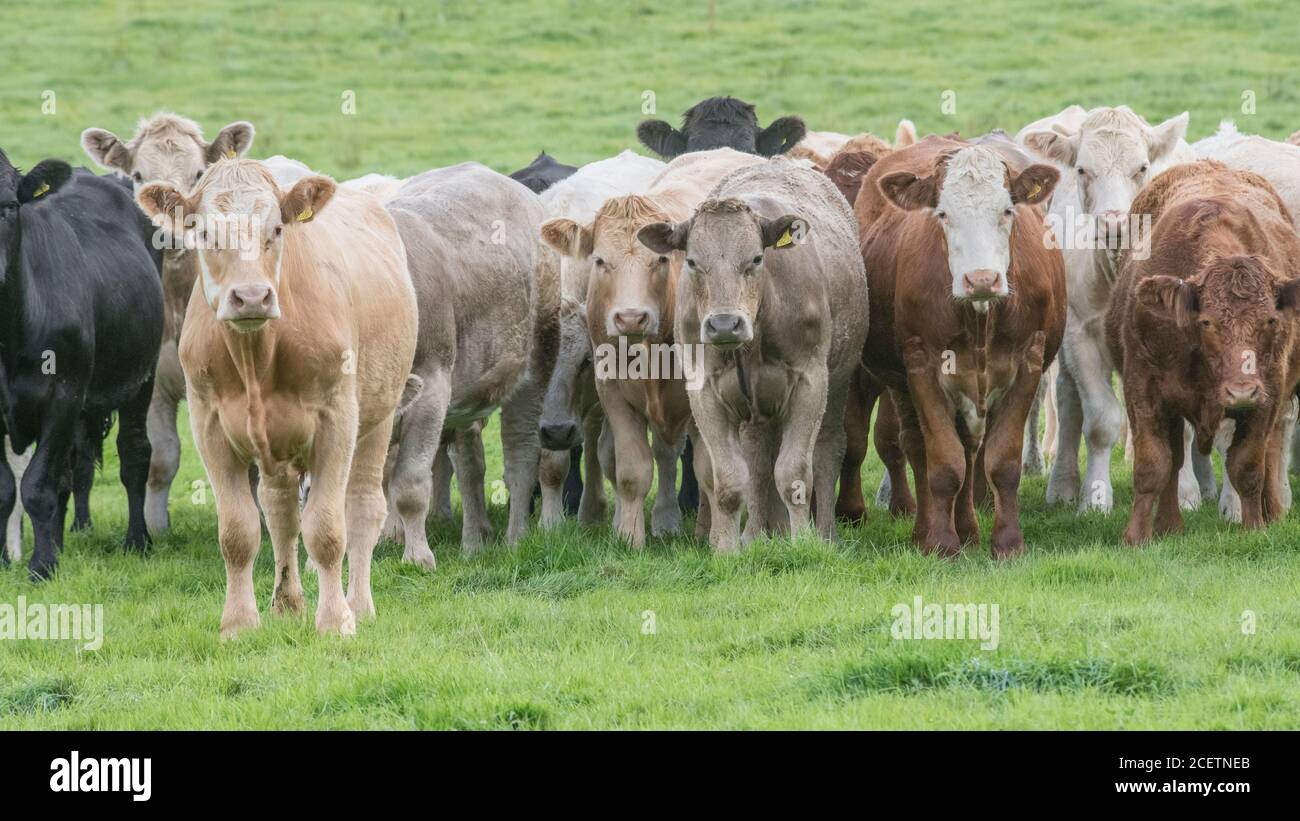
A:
1219,490,1243,524
220,610,261,639
1121,525,1150,547
347,593,376,622
651,508,682,536
1022,455,1045,477
315,605,356,636
402,545,437,570
72,516,92,532
28,558,57,582
271,588,305,616
991,529,1025,559
123,531,152,554
1045,478,1079,508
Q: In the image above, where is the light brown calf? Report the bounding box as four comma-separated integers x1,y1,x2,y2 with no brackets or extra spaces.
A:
138,160,418,636
541,148,763,547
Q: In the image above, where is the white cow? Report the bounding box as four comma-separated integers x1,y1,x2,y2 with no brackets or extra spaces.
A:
534,150,666,526
1018,105,1197,513
1192,121,1300,521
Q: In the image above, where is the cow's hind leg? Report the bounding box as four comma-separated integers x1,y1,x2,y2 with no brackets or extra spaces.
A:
1021,375,1046,476
71,415,101,531
651,430,684,536
835,367,871,523
390,373,449,569
812,378,850,541
116,380,154,552
345,419,395,621
258,471,304,616
24,406,78,580
500,384,544,546
450,424,494,553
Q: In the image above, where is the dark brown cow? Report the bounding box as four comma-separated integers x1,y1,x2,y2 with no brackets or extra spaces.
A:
858,136,1065,557
1105,160,1300,544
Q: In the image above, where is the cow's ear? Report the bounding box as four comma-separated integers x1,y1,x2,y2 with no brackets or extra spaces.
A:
1022,129,1078,166
81,128,131,173
637,221,689,254
1276,277,1300,312
637,120,687,159
205,121,255,164
136,181,194,233
1138,275,1199,328
757,116,807,157
761,214,804,249
894,119,918,147
541,217,593,258
18,160,72,203
1148,112,1189,165
1011,164,1060,205
279,175,336,225
878,171,938,211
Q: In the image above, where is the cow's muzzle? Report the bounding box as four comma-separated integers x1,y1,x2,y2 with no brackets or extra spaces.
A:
1222,380,1263,411
608,308,658,339
960,269,1004,300
538,420,581,450
702,312,752,348
218,284,281,331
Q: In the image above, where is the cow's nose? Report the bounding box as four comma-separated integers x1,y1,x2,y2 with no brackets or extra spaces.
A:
1223,381,1262,409
613,309,650,335
702,312,750,345
961,270,1002,298
538,421,580,450
218,284,280,325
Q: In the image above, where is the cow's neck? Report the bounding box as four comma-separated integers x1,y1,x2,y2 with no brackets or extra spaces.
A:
220,319,283,475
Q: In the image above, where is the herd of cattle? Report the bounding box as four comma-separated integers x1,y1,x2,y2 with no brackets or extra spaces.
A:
3,96,1300,635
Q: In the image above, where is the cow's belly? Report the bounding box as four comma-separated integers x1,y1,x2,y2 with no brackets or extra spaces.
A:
707,359,799,423
608,377,692,442
938,366,1017,443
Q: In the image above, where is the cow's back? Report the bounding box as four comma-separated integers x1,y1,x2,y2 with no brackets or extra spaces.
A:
387,162,546,419
649,148,767,218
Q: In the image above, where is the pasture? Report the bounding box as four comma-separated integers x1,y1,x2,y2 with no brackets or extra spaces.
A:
2,0,1300,729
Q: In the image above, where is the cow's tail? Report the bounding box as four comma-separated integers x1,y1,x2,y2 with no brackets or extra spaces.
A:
396,374,424,416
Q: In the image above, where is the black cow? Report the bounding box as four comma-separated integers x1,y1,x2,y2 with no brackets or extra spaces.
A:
636,96,806,160
509,151,578,194
0,152,164,580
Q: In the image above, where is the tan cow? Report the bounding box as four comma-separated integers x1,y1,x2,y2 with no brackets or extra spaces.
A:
639,158,869,551
137,160,418,636
540,148,764,547
82,113,256,533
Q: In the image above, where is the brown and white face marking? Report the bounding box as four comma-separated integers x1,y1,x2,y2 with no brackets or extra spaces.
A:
1140,256,1300,411
879,146,1058,307
638,198,801,349
542,195,676,341
135,160,335,333
82,114,255,196
1024,107,1187,241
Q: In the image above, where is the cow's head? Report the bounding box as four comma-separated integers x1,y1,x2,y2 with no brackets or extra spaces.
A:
538,298,597,450
637,96,806,160
82,114,254,197
879,146,1058,304
1139,256,1300,412
1023,106,1187,243
0,150,72,272
542,195,677,342
135,159,335,333
638,198,801,349
822,149,879,206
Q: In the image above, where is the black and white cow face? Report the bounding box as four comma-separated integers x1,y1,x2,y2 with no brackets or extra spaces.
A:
637,96,806,160
0,150,72,271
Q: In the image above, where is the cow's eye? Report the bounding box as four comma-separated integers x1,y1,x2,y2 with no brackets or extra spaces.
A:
1138,164,1149,175
1077,166,1087,176
1003,207,1014,217
752,255,763,266
132,172,143,182
592,256,605,268
195,171,204,183
274,225,282,237
934,210,946,220
685,258,696,268
1199,318,1212,328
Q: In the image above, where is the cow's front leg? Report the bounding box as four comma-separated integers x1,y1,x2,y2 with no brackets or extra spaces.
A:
1153,415,1188,537
23,406,78,581
577,410,608,525
693,406,747,553
450,423,493,553
650,430,683,536
835,367,871,523
300,403,359,635
499,380,544,546
874,391,915,516
1046,361,1083,506
389,372,449,568
192,399,263,636
1225,410,1276,529
1068,335,1121,512
345,418,396,622
601,391,653,549
145,360,183,533
741,419,779,541
901,339,964,557
1122,394,1174,546
775,363,828,539
117,379,154,552
980,333,1046,558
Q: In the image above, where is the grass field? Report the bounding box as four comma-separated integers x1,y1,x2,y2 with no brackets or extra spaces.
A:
3,0,1300,729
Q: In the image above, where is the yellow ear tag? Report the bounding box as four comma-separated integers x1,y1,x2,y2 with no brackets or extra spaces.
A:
1026,183,1041,200
296,205,314,223
32,182,50,198
225,149,236,159
775,229,793,248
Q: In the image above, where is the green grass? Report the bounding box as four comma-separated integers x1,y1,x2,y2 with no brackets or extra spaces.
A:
3,0,1300,728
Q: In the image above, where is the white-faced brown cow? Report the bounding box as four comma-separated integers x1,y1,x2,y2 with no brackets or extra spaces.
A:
860,136,1066,557
82,113,256,533
541,148,764,547
639,158,869,551
137,160,418,636
1105,160,1300,544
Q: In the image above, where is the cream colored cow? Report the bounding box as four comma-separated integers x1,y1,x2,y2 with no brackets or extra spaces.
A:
137,159,418,636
